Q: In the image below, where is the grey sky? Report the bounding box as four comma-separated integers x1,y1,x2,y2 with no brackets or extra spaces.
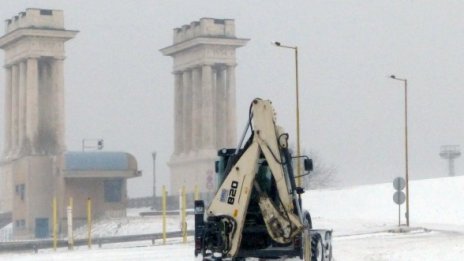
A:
1,1,462,197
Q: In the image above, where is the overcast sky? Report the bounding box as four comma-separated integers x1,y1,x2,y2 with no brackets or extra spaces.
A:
1,1,463,197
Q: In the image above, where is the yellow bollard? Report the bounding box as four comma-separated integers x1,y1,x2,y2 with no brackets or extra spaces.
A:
162,186,167,244
194,185,199,201
87,197,92,249
52,197,57,251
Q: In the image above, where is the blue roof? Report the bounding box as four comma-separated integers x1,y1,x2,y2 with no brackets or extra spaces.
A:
64,152,134,171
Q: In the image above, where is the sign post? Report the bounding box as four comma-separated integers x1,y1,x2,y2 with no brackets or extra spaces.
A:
393,177,406,226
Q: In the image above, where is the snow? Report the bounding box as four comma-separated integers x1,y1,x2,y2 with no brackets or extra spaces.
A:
1,176,463,260
0,240,195,261
305,176,464,260
304,176,464,235
73,213,194,239
0,223,12,242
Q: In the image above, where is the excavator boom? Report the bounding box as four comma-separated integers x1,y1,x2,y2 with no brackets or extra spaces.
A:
207,99,302,257
195,98,333,261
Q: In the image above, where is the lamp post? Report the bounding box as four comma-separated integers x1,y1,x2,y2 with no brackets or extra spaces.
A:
390,75,410,227
272,41,302,188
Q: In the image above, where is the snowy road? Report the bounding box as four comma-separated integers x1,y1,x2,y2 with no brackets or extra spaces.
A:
2,226,464,260
334,226,464,260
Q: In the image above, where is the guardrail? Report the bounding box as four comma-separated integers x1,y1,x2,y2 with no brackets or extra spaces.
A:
139,210,194,216
0,230,194,253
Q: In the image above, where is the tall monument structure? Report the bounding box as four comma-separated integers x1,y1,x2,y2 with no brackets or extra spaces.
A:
0,9,77,238
0,9,77,213
161,18,248,194
0,9,140,239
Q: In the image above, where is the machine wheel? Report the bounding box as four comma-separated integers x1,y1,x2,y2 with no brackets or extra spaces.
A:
302,228,312,261
311,235,324,261
301,211,313,261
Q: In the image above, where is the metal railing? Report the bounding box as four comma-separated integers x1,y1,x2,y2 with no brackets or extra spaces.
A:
0,230,194,253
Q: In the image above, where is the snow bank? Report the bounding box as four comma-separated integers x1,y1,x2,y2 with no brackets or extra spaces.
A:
304,176,464,234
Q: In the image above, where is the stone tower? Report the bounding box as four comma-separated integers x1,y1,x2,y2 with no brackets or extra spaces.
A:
0,8,77,157
161,18,248,194
0,9,77,214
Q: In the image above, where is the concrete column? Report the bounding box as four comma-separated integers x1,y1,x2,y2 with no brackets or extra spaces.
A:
201,64,215,149
215,66,226,148
10,64,19,154
18,61,27,153
174,72,183,154
3,66,12,155
191,67,201,151
182,70,192,153
26,58,39,154
52,58,66,152
226,65,237,147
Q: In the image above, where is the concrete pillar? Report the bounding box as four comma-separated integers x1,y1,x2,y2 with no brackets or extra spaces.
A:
10,64,19,154
191,67,201,151
226,65,237,147
201,65,214,149
52,58,65,152
3,66,12,155
26,58,39,153
215,65,226,148
18,61,27,153
182,70,192,153
174,72,183,154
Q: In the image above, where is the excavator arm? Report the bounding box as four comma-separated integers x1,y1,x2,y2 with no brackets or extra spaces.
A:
206,98,303,258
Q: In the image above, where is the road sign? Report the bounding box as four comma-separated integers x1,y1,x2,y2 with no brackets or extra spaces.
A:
393,191,406,205
393,177,406,191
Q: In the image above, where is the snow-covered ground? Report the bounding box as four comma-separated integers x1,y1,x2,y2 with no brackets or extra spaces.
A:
73,209,194,239
0,223,12,241
1,176,463,260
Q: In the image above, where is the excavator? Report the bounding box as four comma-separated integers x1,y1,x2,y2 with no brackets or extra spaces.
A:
194,98,333,261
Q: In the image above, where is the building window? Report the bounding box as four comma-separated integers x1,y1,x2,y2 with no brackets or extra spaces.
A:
15,184,25,200
15,219,25,229
40,10,53,16
104,179,123,202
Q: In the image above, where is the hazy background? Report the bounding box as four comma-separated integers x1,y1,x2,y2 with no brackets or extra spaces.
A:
0,1,462,197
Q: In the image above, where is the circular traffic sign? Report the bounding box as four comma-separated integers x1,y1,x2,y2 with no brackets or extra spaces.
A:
393,191,406,205
393,177,406,191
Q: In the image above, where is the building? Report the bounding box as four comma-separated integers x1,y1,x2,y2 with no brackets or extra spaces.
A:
160,18,248,195
0,9,140,239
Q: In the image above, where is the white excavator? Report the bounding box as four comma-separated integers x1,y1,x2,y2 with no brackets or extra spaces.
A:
194,98,333,261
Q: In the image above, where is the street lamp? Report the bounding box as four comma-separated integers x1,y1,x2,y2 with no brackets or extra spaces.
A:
390,74,410,227
272,41,302,188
